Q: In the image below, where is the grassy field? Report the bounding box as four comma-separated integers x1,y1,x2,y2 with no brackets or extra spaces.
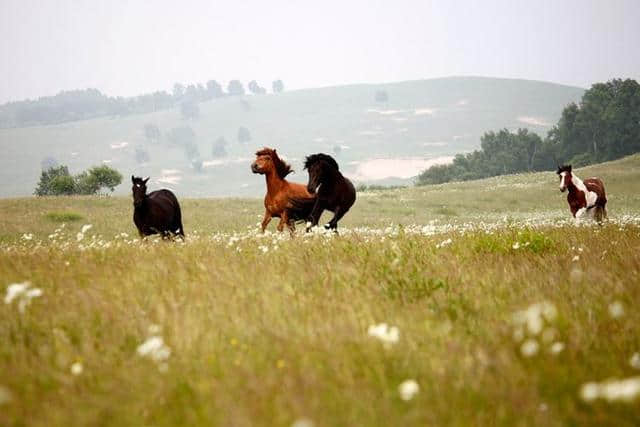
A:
1,156,640,426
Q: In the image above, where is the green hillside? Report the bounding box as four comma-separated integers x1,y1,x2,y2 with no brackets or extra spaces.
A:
0,77,584,198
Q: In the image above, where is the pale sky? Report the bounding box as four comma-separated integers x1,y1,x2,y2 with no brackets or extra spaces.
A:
1,0,639,103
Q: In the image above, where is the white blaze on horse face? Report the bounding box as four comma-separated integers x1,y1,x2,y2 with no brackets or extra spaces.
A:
559,172,567,191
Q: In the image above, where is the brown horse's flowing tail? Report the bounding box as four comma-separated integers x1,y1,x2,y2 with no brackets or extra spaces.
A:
287,196,317,223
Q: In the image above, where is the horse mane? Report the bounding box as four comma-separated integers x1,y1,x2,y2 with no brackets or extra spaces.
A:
557,164,572,174
304,153,339,171
256,147,293,178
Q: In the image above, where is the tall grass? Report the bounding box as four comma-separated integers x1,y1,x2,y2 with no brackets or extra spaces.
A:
1,156,640,426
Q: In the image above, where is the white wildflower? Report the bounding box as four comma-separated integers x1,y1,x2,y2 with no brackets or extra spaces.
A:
291,418,314,427
21,233,33,241
76,232,84,242
398,379,419,401
4,282,29,304
580,382,600,402
368,323,399,348
580,377,640,402
572,255,580,262
436,238,452,248
0,385,12,405
512,301,556,336
630,353,640,370
4,282,42,313
70,362,83,375
520,339,539,357
549,342,565,355
512,242,520,250
608,301,624,318
81,224,93,234
137,336,171,363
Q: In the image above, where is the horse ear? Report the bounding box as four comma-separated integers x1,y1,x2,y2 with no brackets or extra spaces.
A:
567,165,572,172
131,175,135,183
143,177,150,184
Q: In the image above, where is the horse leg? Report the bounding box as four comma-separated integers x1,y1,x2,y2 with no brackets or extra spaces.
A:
261,211,272,233
575,207,587,223
306,200,324,232
326,206,345,232
285,214,297,237
174,209,185,240
277,210,296,235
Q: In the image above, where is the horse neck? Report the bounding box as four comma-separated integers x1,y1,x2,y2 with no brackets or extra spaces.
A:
567,173,584,194
323,166,341,185
134,194,149,213
264,169,286,195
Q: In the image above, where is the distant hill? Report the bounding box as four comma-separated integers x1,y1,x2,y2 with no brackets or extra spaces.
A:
0,77,584,198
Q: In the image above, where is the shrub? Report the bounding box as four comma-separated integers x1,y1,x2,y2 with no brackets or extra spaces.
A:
45,211,83,222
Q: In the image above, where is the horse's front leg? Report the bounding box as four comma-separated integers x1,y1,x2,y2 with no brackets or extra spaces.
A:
306,199,324,232
261,210,272,233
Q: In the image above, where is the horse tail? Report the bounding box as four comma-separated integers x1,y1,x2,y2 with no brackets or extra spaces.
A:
287,196,317,223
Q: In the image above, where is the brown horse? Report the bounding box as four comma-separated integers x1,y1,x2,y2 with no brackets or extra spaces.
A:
557,165,607,223
251,147,316,233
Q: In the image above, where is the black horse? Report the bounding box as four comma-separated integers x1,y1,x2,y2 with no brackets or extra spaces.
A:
291,153,356,232
131,176,184,239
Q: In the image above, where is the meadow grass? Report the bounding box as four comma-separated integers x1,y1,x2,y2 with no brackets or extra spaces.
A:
1,156,640,426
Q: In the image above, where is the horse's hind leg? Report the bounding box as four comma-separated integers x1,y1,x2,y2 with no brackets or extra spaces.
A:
174,210,185,240
326,206,345,232
261,211,272,233
594,207,602,224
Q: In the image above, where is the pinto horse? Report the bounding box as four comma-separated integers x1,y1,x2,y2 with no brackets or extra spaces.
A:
251,147,316,233
131,176,185,239
557,165,607,223
293,153,356,232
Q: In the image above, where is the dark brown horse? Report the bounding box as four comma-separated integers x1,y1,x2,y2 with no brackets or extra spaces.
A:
131,176,185,239
251,148,316,234
557,165,607,223
293,153,356,232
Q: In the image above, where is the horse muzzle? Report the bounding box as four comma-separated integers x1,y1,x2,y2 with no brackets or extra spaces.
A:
251,163,262,174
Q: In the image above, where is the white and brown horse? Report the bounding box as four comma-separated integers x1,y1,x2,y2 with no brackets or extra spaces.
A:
557,165,607,223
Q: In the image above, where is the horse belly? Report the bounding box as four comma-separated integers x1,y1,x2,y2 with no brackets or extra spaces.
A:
585,191,598,207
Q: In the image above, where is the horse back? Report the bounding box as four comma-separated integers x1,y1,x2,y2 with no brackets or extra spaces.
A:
148,189,179,204
584,178,606,204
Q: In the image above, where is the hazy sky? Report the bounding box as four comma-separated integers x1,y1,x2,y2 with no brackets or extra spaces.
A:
1,0,639,103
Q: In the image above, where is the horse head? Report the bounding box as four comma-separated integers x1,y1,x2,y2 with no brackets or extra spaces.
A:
556,164,572,192
252,148,293,178
304,153,339,194
131,175,150,207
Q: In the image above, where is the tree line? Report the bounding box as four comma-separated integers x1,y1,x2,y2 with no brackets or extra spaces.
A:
0,79,285,128
417,78,640,185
